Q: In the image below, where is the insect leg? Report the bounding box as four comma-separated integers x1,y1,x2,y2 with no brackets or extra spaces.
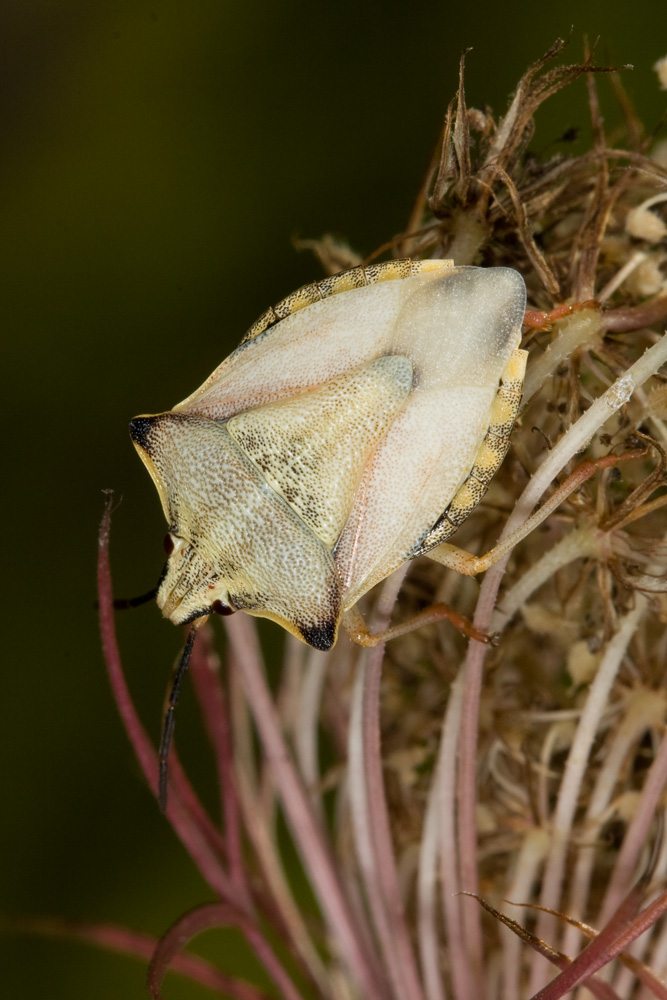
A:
523,300,600,331
342,604,492,647
426,447,647,577
158,625,197,811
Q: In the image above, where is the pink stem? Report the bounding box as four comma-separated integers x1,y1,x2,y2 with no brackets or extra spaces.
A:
456,555,511,992
348,662,397,991
526,884,667,999
528,883,643,1000
602,295,667,332
598,729,667,925
168,748,228,858
188,627,249,904
147,902,305,1000
362,641,425,1000
97,496,231,899
9,915,270,1000
594,889,667,980
437,674,474,1000
360,569,425,1000
225,613,388,1000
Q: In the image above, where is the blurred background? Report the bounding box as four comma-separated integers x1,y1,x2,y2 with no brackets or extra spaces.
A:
1,1,665,997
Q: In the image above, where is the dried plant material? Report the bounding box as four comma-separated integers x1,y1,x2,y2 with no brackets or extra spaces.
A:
648,382,667,419
522,603,580,641
623,253,666,298
567,640,600,686
522,307,603,402
95,39,667,1000
655,55,667,90
625,194,667,243
292,233,362,275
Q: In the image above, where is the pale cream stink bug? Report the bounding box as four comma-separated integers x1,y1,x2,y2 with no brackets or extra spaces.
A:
130,258,527,652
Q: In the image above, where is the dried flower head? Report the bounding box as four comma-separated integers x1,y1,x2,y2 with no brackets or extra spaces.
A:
626,194,667,243
96,38,667,1000
655,55,667,90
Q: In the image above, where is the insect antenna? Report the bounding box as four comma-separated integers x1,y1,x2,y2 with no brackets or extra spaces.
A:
158,625,197,811
93,585,159,612
111,586,158,610
109,546,169,609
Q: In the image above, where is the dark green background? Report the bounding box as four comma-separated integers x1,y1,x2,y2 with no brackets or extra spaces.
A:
2,2,664,997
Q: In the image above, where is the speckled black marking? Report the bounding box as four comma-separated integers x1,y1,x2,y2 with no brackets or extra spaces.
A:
129,416,155,450
299,619,337,651
232,590,266,612
157,559,169,588
179,607,212,625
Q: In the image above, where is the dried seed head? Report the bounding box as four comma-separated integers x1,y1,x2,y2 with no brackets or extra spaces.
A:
625,194,667,243
648,382,667,419
654,54,667,89
653,138,667,168
623,254,666,297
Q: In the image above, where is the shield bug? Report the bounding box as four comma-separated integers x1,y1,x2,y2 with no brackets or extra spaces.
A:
131,258,527,653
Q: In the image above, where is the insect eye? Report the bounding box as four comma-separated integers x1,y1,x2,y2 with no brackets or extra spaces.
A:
163,533,176,555
211,599,235,616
